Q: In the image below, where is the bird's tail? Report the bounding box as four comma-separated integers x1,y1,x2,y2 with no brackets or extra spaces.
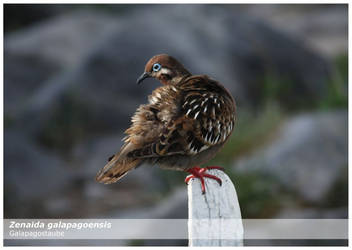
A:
95,143,142,184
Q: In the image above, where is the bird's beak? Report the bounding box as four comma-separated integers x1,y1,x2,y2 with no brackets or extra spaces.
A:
137,72,151,84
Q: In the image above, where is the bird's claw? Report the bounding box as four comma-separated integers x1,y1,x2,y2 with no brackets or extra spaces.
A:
184,166,224,194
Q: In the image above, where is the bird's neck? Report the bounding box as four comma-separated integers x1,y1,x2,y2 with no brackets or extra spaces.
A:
171,74,191,85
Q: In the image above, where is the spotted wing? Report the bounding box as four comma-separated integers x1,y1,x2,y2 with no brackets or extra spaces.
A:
180,78,236,155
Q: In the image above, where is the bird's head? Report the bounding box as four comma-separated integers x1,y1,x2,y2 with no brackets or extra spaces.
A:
137,54,191,85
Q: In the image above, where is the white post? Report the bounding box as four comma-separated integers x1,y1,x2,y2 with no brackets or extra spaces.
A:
188,169,243,246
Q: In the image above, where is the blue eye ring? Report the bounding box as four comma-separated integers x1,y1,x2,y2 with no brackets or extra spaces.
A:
152,63,161,72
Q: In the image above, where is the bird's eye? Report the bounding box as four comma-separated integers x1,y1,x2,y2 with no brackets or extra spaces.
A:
152,63,161,72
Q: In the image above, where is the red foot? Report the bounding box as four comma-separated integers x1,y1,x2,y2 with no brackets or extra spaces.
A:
185,166,225,194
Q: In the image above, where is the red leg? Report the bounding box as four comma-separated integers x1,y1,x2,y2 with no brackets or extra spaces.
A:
184,166,224,194
202,173,222,186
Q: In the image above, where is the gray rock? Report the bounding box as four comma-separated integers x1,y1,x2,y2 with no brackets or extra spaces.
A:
5,10,118,67
276,207,348,219
4,10,118,115
243,5,348,57
4,130,75,217
111,187,187,219
4,131,73,201
233,110,347,203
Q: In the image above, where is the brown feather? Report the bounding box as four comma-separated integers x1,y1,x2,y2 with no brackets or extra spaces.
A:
95,143,142,184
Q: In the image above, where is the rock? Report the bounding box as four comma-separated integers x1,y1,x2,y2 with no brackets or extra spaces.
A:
44,197,72,216
242,5,348,57
112,187,187,219
4,131,73,201
233,110,347,203
275,207,348,219
5,10,117,67
4,10,118,115
4,130,74,217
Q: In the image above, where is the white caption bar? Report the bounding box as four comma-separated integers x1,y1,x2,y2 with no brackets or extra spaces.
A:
3,219,348,240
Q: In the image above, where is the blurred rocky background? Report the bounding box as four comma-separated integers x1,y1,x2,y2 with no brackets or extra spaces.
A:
4,4,348,246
